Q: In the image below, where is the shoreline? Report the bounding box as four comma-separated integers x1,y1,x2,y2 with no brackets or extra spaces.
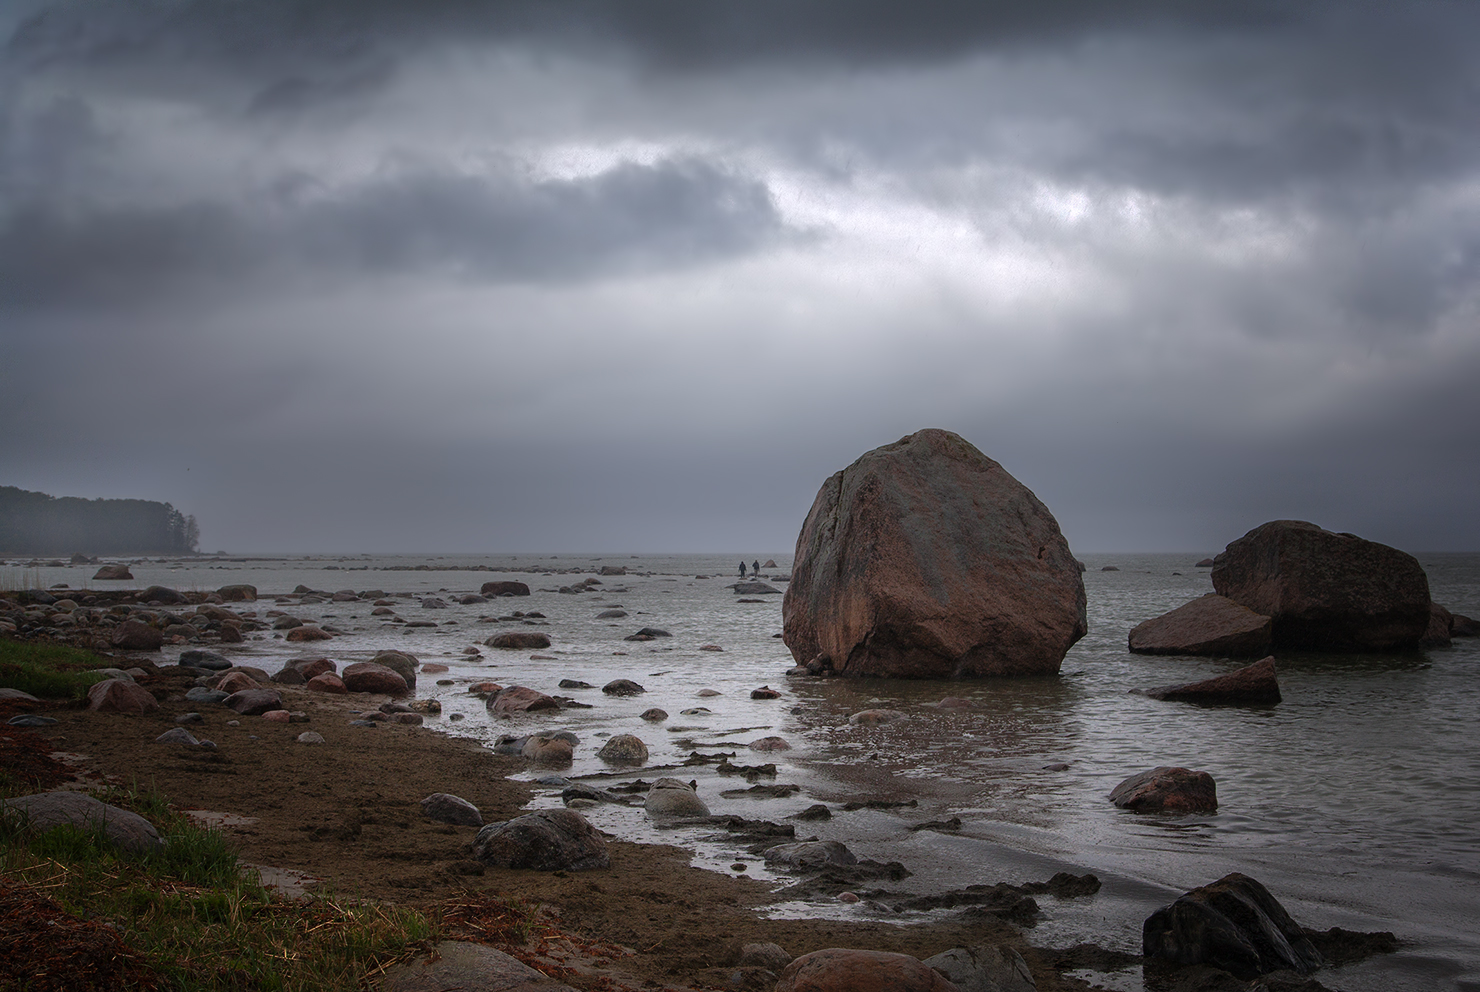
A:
6,670,1099,991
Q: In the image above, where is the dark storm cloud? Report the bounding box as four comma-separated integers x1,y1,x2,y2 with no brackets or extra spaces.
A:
0,157,784,305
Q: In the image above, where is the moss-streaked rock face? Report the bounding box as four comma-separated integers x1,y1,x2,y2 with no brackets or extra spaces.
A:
783,429,1086,678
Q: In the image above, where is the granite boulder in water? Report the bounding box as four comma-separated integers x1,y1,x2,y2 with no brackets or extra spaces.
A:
1212,520,1430,652
783,429,1086,678
1143,872,1323,978
1144,657,1281,705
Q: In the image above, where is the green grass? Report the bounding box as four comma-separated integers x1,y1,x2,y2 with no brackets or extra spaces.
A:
0,783,441,991
0,638,110,699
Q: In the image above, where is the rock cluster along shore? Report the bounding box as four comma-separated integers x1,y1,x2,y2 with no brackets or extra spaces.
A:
1130,520,1477,659
783,429,1087,679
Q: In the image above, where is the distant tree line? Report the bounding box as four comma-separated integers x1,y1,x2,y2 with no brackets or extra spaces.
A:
0,486,200,555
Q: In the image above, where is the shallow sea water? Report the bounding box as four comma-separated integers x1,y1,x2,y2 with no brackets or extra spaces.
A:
8,550,1479,991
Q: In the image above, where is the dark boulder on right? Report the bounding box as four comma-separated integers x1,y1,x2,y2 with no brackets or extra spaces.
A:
1212,520,1431,652
1144,872,1324,979
1128,594,1272,657
1420,602,1453,648
1144,656,1281,705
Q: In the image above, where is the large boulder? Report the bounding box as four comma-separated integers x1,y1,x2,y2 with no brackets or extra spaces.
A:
1211,521,1431,652
472,809,610,871
783,429,1086,678
340,662,409,697
87,678,160,715
480,581,531,597
2,791,162,854
775,949,959,992
142,585,187,605
420,793,483,828
286,625,333,642
1145,657,1282,705
1110,767,1217,813
1420,602,1453,648
1128,595,1272,656
596,734,649,765
92,564,133,580
217,584,257,602
1143,872,1324,979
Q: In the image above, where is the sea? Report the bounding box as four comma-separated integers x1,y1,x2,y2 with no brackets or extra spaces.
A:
6,550,1478,992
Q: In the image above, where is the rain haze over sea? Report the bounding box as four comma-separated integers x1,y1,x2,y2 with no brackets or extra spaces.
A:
7,549,1478,992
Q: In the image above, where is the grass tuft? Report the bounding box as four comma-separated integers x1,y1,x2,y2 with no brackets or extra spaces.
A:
0,639,110,699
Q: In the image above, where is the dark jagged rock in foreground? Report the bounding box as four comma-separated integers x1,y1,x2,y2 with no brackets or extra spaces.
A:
1144,873,1324,979
1128,594,1272,656
783,428,1086,678
1211,520,1431,652
1144,656,1281,705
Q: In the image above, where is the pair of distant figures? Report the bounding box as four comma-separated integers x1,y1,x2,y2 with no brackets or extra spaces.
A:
738,560,760,577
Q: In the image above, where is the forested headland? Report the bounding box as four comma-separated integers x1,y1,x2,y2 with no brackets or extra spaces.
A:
0,486,199,555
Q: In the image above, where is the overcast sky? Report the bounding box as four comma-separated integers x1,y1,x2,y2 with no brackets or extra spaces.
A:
2,1,1478,554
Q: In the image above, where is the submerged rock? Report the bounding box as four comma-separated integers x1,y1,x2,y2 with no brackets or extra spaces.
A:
645,778,710,818
783,429,1086,678
1128,594,1272,657
1144,656,1282,705
1143,872,1324,979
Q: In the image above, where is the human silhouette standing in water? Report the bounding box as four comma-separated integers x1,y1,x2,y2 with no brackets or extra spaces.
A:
752,560,760,576
738,561,746,577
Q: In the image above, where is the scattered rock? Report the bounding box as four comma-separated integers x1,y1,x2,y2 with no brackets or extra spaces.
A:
297,731,325,744
776,949,956,992
473,809,610,871
1196,558,1215,567
2,791,163,854
763,841,857,870
223,688,283,716
215,671,260,694
1144,656,1282,705
307,673,347,694
155,727,200,745
1128,594,1273,657
597,734,649,765
286,625,333,642
421,793,483,828
381,940,579,992
792,804,832,821
751,686,781,699
142,585,187,605
923,944,1036,992
736,942,792,971
489,686,561,714
340,662,409,697
645,778,710,818
849,709,907,725
700,644,724,652
1110,766,1217,813
1143,872,1324,978
371,650,419,693
179,648,232,670
601,679,645,696
521,736,574,767
486,632,552,650
1022,872,1102,898
92,564,133,580
86,678,160,715
185,687,230,704
748,736,791,752
732,582,782,595
639,707,668,722
217,584,257,602
479,581,531,597
110,620,163,651
783,428,1086,678
291,658,336,680
1212,520,1431,651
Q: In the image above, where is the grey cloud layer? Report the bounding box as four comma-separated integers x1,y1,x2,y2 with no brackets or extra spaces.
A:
3,2,1478,552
